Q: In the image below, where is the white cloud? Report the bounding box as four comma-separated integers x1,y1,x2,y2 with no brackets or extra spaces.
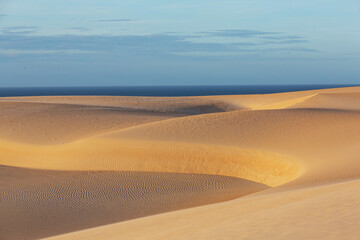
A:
0,49,98,56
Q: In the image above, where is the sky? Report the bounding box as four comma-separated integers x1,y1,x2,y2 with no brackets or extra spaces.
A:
0,0,359,87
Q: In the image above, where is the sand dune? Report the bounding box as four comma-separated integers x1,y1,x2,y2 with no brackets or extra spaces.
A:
1,86,360,240
290,92,360,111
111,108,360,186
48,178,360,240
0,95,241,114
0,101,184,144
0,166,266,240
0,138,302,187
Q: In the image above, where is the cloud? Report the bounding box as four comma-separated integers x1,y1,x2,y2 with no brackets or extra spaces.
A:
200,29,281,38
172,47,317,57
259,34,308,45
199,30,305,42
0,33,239,52
0,49,98,56
1,26,38,35
95,19,133,22
0,29,316,59
268,47,318,53
262,35,303,40
195,29,307,45
68,27,90,32
264,39,308,44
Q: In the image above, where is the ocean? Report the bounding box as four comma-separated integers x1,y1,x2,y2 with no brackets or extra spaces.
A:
0,85,357,97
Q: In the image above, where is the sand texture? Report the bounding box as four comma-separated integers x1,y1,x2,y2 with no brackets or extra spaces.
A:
1,86,360,240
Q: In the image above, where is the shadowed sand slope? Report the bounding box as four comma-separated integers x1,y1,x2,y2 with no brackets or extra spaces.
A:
0,101,185,144
0,166,267,240
0,95,241,115
1,86,360,240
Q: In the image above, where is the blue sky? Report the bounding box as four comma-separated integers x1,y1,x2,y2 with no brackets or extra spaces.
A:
0,0,359,87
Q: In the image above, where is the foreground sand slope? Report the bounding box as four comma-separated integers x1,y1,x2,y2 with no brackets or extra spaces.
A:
48,178,360,240
0,166,267,240
0,86,359,240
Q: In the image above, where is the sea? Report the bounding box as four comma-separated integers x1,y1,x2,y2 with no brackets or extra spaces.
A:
0,84,357,97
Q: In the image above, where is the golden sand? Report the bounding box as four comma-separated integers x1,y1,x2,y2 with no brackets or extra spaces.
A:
0,86,359,240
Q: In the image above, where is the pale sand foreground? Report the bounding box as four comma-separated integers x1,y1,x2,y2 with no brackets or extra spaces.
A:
0,86,360,240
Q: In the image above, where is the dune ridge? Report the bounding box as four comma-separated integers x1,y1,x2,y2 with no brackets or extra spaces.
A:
0,137,303,187
1,86,360,240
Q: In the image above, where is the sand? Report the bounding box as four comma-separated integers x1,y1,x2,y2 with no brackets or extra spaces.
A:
1,86,360,240
1,166,266,240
